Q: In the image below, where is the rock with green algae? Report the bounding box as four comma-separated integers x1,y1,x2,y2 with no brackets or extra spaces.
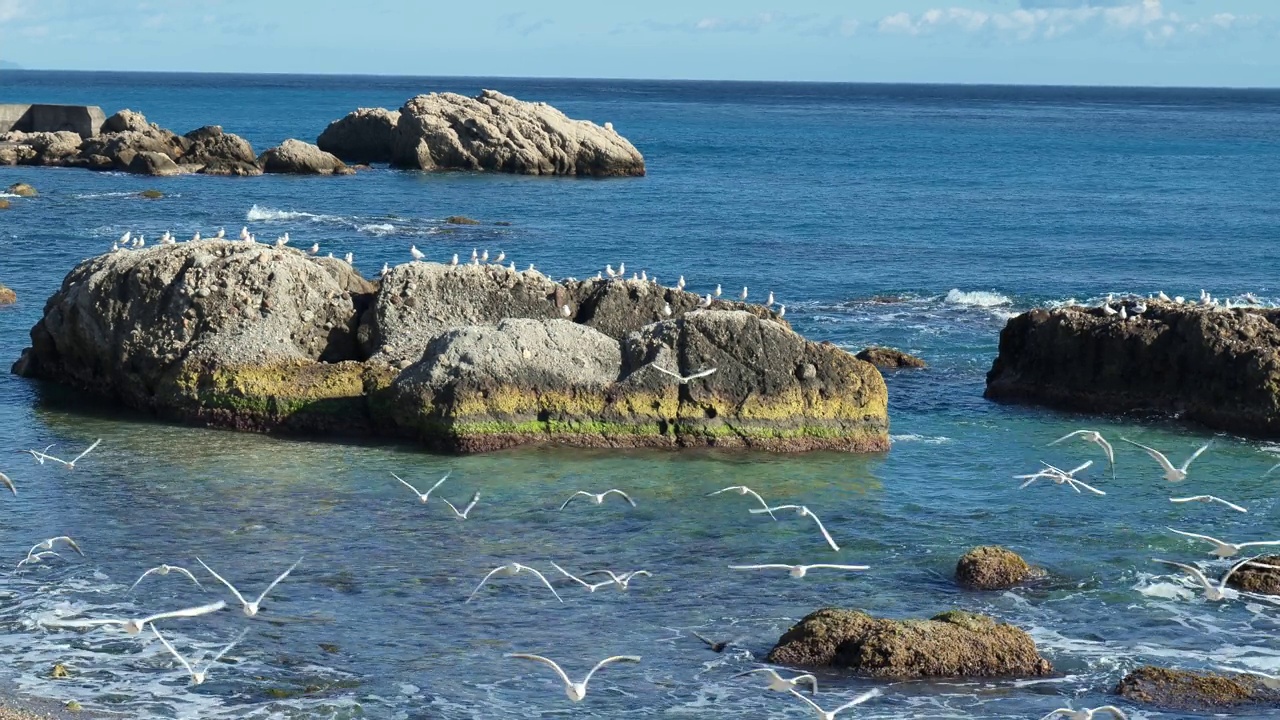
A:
443,215,480,225
767,608,1052,678
7,182,37,197
139,189,164,199
1116,666,1280,711
0,284,14,305
955,546,1035,590
1225,554,1280,595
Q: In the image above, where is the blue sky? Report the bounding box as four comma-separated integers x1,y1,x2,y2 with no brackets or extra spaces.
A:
0,0,1277,86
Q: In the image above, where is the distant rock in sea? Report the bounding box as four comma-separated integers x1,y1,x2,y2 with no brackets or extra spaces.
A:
13,241,887,454
317,108,399,164
259,139,353,176
0,283,15,305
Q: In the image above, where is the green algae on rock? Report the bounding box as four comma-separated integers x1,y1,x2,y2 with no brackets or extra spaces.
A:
955,546,1034,590
767,608,1051,678
6,182,37,197
1116,666,1280,711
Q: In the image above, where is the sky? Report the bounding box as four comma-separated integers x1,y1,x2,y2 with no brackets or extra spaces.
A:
0,0,1277,86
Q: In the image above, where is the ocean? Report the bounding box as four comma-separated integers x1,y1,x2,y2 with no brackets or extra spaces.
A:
2,71,1280,719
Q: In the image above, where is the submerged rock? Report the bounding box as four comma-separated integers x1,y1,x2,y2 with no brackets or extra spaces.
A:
767,608,1051,678
955,546,1032,590
0,283,15,305
259,139,353,176
1115,666,1280,711
1225,555,1280,595
14,246,887,454
390,90,645,176
317,108,400,164
6,182,37,197
986,302,1280,437
0,199,8,210
444,215,480,225
857,346,926,369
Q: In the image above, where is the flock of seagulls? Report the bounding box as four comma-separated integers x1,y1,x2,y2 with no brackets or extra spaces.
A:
1099,289,1266,317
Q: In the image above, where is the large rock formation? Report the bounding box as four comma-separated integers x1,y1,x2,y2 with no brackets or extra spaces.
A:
1116,666,1280,712
0,131,82,166
14,243,888,454
985,301,1280,437
389,90,645,176
259,139,352,175
955,546,1034,590
182,126,262,176
317,108,400,164
767,609,1051,678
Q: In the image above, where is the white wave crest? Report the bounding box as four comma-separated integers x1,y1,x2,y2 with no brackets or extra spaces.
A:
944,289,1012,308
889,434,951,445
245,204,339,223
357,223,397,235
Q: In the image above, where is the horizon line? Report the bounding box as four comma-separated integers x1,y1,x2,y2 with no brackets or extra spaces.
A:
0,67,1278,92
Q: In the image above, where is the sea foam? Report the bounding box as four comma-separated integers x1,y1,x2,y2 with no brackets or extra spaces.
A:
944,289,1012,307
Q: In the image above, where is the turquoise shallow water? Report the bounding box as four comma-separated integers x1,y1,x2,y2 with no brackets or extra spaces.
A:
2,73,1280,718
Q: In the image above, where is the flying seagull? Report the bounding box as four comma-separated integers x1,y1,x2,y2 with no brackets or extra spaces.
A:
150,625,247,685
0,472,14,496
1038,707,1129,720
1048,430,1115,475
506,653,640,702
559,489,636,511
749,505,841,551
1167,528,1280,558
788,688,882,720
731,667,817,693
27,439,102,470
468,563,563,603
42,600,226,635
729,564,868,578
440,492,480,520
580,569,651,590
15,551,62,571
27,536,83,559
1120,438,1210,481
649,365,717,384
1151,555,1258,601
692,631,744,654
1170,495,1247,514
197,557,301,617
392,471,449,503
550,562,618,593
1015,461,1106,495
129,564,206,593
706,485,777,520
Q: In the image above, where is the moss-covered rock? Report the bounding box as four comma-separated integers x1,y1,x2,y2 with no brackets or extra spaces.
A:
0,283,15,305
955,546,1033,590
1115,666,1280,711
1225,555,1280,595
767,608,1052,678
443,215,480,225
7,182,36,197
857,346,926,369
0,198,9,210
139,189,164,199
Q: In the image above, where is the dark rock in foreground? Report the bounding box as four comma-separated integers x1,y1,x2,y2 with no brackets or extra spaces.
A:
767,608,1051,678
14,242,887,454
986,301,1280,437
857,346,926,369
1115,666,1280,711
955,546,1033,590
1226,555,1280,595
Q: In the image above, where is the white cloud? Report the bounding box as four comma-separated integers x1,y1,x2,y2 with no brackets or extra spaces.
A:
876,0,1257,42
0,0,24,23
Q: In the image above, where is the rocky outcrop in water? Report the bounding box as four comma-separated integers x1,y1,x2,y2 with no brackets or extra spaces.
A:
14,242,887,454
317,108,400,164
6,182,36,197
955,546,1034,590
1115,666,1280,711
857,346,926,369
766,608,1051,678
985,301,1280,437
0,283,15,305
259,139,353,176
182,126,262,176
1225,555,1280,595
386,90,645,176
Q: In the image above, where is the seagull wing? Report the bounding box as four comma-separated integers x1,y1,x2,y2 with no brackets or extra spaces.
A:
1095,435,1116,466
1068,478,1107,496
56,537,84,556
1018,476,1044,489
1038,711,1072,720
581,655,641,687
833,688,883,713
1266,462,1280,478
424,472,450,500
793,673,818,694
650,365,683,380
1047,430,1088,446
150,625,196,676
140,600,227,626
705,486,741,497
560,491,591,511
1168,528,1229,548
390,472,423,497
739,488,778,519
128,567,161,593
0,472,15,496
461,492,480,517
196,558,248,607
788,689,827,714
253,557,302,605
550,562,593,589
1182,442,1212,471
1153,558,1212,590
604,489,637,507
1236,540,1280,549
1169,496,1204,504
686,368,717,380
439,497,463,517
750,505,800,514
1219,554,1261,589
70,439,102,464
730,668,777,679
1094,707,1129,720
203,628,249,672
728,564,794,571
807,564,871,571
43,617,128,629
507,653,574,687
1212,497,1249,513
1121,438,1176,474
691,631,717,648
514,564,564,603
172,566,207,590
467,566,507,603
805,511,841,551
1066,460,1094,476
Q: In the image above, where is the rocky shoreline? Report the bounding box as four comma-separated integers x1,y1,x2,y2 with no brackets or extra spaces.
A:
12,241,887,454
1,90,643,178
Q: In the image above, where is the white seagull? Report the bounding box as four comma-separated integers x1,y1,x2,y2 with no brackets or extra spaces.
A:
392,471,449,503
42,600,225,635
451,253,459,266
677,275,686,290
28,439,102,470
559,489,636,511
550,562,618,593
714,284,722,298
0,472,14,496
707,485,777,519
196,557,301,617
1039,706,1129,720
729,563,868,578
344,252,354,265
308,242,319,256
214,227,225,239
238,226,250,241
380,262,391,278
740,287,748,301
1167,528,1280,558
16,551,62,571
731,667,817,694
151,625,247,685
561,304,572,318
580,569,651,590
789,688,882,720
495,251,505,263
506,653,640,702
778,305,786,318
119,231,132,245
440,492,480,520
1170,495,1248,514
750,504,841,551
1152,555,1258,601
468,563,563,603
27,536,83,559
191,231,201,242
1212,666,1280,690
649,365,717,384
663,302,672,317
1120,438,1210,481
767,291,775,306
1015,461,1106,495
410,245,425,261
129,564,206,593
1048,430,1115,474
699,294,713,308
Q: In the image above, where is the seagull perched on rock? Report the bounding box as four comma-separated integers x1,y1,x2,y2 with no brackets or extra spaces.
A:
1171,495,1247,514
707,485,777,519
1167,528,1280,558
42,600,225,635
380,262,391,278
699,294,712,308
789,688,882,720
494,251,505,263
506,653,640,702
559,489,636,511
714,284,722,298
561,304,572,318
214,228,225,239
392,471,449,503
1121,438,1210,481
732,667,817,693
663,303,672,317
410,245,425,261
191,231,201,242
1049,430,1115,475
778,305,786,318
344,252,354,265
451,253,459,266
196,557,301,617
729,563,868,578
1152,555,1258,601
767,291,775,306
649,365,717,384
1157,291,1170,302
239,226,250,241
740,287,748,301
468,563,563,603
129,564,205,593
749,505,841,551
151,625,247,685
1102,303,1117,316
1038,706,1129,720
677,276,686,290
1213,666,1280,690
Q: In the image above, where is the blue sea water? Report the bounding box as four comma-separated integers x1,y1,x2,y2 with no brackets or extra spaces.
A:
3,71,1280,719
